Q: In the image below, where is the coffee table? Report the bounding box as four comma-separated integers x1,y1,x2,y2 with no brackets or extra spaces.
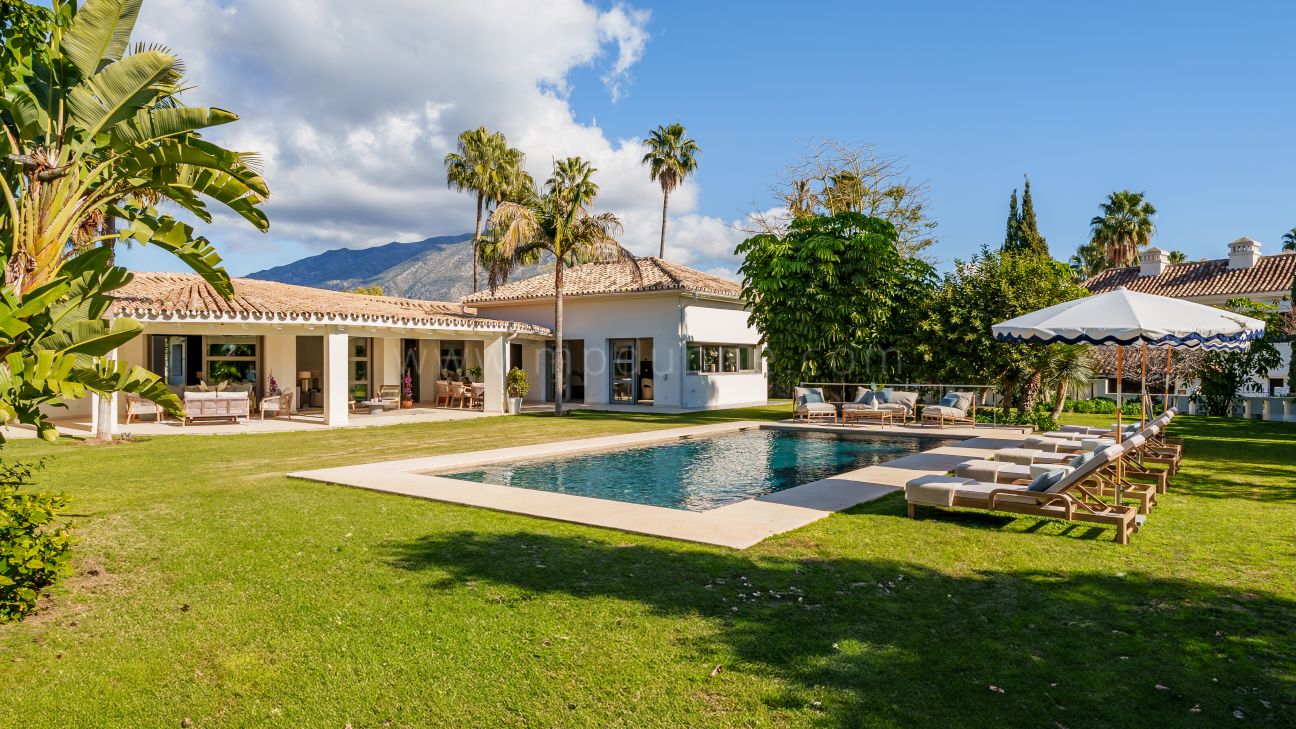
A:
358,399,396,415
840,408,893,429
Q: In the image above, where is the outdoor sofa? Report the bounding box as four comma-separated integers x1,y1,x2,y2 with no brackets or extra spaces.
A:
792,386,837,422
920,390,976,428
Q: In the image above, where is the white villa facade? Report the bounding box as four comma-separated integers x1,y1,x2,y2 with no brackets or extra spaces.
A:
50,258,767,434
463,258,768,410
64,274,552,434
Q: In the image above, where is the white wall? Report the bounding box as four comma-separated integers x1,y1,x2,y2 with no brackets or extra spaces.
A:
473,293,767,409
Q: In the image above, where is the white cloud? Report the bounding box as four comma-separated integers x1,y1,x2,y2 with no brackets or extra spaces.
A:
127,0,740,278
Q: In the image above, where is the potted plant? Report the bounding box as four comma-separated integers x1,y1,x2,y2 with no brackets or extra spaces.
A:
401,370,415,409
466,365,483,383
506,367,529,415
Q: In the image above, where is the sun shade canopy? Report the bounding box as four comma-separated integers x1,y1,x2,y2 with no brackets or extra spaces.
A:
991,287,1265,348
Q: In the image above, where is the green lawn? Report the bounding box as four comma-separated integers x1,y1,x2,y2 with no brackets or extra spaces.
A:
1,406,1293,727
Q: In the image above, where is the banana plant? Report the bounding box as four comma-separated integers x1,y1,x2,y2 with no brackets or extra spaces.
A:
0,246,180,441
0,0,269,438
1,0,268,300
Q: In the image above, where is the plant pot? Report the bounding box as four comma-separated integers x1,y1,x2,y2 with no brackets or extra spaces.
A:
401,400,414,409
509,397,523,415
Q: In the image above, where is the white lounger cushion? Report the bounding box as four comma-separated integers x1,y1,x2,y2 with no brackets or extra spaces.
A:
905,475,971,507
798,402,836,413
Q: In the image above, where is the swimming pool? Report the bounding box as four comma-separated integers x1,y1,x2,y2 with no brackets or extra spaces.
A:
443,428,961,512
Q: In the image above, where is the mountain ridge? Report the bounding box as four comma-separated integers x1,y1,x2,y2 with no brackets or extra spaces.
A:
246,233,544,302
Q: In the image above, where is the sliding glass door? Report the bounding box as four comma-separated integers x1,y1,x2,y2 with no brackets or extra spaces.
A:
610,339,636,402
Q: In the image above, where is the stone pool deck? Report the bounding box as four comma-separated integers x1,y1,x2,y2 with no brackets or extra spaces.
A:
289,420,1033,549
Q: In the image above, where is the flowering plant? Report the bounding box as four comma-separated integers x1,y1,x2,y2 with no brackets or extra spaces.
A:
267,373,280,396
402,370,414,400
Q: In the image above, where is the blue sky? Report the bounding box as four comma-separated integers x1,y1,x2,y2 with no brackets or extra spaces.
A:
117,0,1296,277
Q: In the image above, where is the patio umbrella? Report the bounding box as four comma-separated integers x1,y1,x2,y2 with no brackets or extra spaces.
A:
992,286,1264,503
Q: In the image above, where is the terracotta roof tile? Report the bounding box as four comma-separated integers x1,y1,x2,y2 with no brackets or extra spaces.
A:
110,273,551,334
1085,253,1296,299
463,257,742,303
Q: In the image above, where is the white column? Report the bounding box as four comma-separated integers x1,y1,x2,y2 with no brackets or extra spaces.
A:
375,336,401,391
262,334,298,410
483,333,506,414
323,331,350,426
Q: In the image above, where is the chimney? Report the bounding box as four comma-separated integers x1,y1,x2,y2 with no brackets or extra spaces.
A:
1139,247,1170,277
1228,237,1262,269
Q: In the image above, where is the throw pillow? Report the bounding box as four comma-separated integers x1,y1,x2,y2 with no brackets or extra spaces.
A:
878,388,894,404
938,393,960,408
853,387,872,403
802,391,824,404
1027,469,1067,492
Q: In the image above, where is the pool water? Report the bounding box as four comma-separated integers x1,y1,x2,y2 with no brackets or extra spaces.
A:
443,428,960,512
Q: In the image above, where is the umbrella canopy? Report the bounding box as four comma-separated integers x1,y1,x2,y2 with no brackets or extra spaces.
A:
991,287,1265,348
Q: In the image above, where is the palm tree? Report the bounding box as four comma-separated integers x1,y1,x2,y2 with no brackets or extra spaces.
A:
445,127,528,291
1044,345,1097,419
487,157,634,415
1282,227,1296,251
1068,241,1109,281
641,123,700,258
1167,250,1187,264
1089,191,1157,267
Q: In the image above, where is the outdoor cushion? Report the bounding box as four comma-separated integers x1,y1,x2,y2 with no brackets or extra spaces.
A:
1068,450,1098,469
878,388,894,403
954,460,1004,482
1081,438,1115,452
922,405,963,417
996,447,1040,465
938,393,960,408
905,475,972,507
799,402,836,413
852,387,872,403
1027,468,1067,492
185,391,218,401
889,391,919,410
802,391,825,404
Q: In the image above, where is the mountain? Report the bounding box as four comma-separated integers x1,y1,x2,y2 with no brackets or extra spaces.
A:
246,234,543,302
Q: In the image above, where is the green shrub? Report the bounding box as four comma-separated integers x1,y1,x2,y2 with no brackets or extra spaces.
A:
506,367,530,399
1,461,73,623
975,409,1058,433
1071,399,1094,414
1091,398,1118,414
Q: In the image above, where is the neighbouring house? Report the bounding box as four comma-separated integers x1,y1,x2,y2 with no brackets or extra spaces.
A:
462,258,768,410
1085,237,1295,405
57,273,552,433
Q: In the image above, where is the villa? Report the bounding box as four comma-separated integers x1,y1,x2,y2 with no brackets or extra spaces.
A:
1084,237,1295,418
463,257,767,410
53,258,767,435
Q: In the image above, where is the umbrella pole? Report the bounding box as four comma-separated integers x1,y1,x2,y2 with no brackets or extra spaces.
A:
1140,341,1148,429
1164,345,1172,414
1115,347,1124,506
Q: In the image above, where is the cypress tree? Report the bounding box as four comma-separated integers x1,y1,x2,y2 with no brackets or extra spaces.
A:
1018,175,1049,257
1003,189,1021,251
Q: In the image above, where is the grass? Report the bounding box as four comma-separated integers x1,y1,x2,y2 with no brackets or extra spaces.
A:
1,405,1293,727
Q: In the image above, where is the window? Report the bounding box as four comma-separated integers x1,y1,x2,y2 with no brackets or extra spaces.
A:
350,337,371,400
687,344,757,374
205,336,258,384
440,344,464,377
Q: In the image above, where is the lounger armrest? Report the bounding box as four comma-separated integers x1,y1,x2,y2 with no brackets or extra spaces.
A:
986,488,1076,519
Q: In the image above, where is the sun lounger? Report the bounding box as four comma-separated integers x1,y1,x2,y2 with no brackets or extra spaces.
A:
956,444,1160,514
906,442,1138,544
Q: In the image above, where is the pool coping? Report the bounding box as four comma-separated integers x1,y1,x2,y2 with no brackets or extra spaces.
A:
288,421,1032,549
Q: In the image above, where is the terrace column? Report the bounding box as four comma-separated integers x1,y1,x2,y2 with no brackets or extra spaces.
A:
262,334,298,412
482,333,506,414
323,331,350,427
374,337,401,392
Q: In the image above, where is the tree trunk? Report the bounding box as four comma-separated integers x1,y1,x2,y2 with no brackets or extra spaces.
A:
658,189,669,259
553,261,564,416
1017,370,1043,413
1049,378,1068,420
471,193,484,292
96,222,118,442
